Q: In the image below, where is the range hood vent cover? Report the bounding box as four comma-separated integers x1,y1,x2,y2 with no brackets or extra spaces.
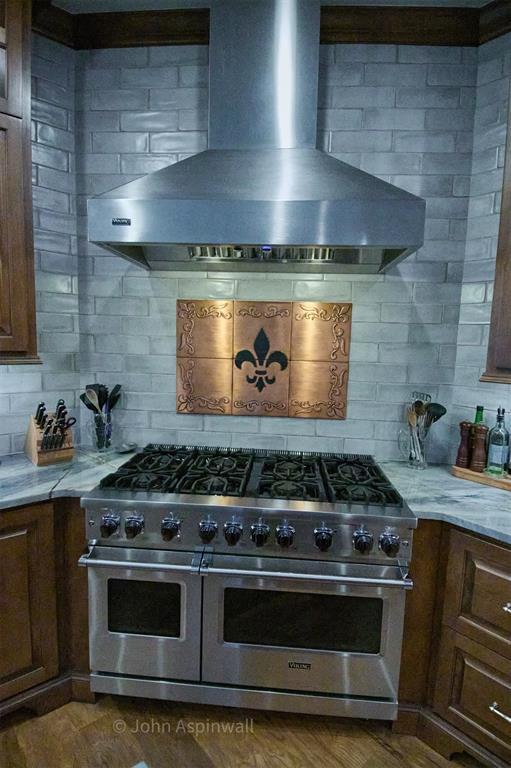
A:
88,0,425,274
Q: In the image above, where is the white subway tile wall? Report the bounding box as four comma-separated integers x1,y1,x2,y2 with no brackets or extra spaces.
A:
0,35,510,463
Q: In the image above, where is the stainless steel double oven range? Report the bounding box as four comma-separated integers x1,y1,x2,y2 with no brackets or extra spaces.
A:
80,445,416,720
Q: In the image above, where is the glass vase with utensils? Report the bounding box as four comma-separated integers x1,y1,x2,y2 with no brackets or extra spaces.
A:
80,383,121,452
398,392,447,470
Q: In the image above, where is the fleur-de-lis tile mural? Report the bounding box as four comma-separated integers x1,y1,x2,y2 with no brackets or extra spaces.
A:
176,300,352,419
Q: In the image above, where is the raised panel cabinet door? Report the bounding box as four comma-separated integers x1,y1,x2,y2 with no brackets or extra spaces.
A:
0,111,31,354
433,628,511,763
0,504,59,701
0,0,23,118
442,528,511,660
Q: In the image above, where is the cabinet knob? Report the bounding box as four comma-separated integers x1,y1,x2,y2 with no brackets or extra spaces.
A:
503,602,511,614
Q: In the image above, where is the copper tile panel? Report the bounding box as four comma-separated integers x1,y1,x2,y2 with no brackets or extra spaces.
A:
177,357,232,415
177,299,351,419
234,302,292,359
176,300,233,359
289,362,348,419
291,302,352,363
233,357,289,417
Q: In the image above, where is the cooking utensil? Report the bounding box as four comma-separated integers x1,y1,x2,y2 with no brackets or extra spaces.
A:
98,385,109,412
425,402,447,428
85,388,101,413
107,384,122,412
80,393,96,412
35,401,45,421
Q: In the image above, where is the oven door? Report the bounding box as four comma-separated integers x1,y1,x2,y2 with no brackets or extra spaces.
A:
201,554,412,700
79,545,202,681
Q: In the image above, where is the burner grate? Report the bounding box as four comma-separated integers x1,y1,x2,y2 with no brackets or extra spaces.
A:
174,450,253,497
98,444,402,507
321,457,403,506
248,453,326,502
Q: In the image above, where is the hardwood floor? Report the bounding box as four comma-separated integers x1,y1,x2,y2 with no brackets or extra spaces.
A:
0,697,484,768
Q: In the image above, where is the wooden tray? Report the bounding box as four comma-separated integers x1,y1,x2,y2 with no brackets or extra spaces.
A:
451,465,511,491
24,415,74,466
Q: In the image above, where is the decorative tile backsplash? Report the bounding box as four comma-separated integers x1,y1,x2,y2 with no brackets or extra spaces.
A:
176,300,352,419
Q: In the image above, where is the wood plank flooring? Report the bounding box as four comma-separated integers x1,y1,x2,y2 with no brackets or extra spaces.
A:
0,697,484,768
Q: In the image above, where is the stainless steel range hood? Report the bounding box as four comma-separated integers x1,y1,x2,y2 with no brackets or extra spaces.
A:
87,0,425,274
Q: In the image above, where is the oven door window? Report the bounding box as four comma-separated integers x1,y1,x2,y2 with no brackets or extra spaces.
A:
223,587,383,653
108,578,181,637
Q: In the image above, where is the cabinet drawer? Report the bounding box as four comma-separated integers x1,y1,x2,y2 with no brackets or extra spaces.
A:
442,529,511,659
433,628,511,762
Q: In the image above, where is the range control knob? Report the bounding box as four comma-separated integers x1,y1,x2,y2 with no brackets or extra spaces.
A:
161,517,180,542
100,514,119,538
379,529,400,557
250,522,270,548
314,526,333,552
224,522,243,546
353,527,374,555
276,523,295,548
199,519,218,543
125,516,144,539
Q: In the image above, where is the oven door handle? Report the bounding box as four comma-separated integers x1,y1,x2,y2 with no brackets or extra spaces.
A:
200,564,413,589
78,547,202,574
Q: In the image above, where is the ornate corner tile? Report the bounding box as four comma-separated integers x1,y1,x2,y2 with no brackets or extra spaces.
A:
176,358,232,415
289,362,348,420
291,302,352,363
176,300,233,359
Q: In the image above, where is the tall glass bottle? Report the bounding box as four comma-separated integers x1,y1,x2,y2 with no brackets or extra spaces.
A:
474,405,484,424
486,408,509,477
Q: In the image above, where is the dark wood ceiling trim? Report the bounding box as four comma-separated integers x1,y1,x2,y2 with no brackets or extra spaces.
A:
28,2,511,52
32,1,75,48
479,0,511,45
320,6,479,47
74,8,209,49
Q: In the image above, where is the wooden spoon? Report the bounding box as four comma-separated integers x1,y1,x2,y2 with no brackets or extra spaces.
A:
85,388,102,413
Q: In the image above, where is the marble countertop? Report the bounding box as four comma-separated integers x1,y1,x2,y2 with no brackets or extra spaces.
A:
1,451,510,546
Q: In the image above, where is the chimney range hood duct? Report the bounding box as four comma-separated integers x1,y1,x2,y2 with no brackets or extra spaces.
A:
87,0,425,274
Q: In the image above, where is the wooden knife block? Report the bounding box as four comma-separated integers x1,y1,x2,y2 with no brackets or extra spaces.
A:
24,415,74,467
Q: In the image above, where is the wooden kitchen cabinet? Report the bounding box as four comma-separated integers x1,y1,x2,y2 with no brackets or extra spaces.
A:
0,0,37,363
483,81,511,381
0,503,59,702
0,0,23,118
430,528,511,764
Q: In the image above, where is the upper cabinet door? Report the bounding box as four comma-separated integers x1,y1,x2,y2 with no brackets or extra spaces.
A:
0,112,30,353
0,0,23,118
482,86,511,382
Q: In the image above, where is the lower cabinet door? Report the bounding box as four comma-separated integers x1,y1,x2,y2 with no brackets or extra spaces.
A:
433,628,511,763
0,504,59,701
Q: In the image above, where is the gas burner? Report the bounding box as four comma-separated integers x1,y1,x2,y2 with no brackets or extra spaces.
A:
257,478,322,501
174,450,253,497
189,452,253,477
328,484,401,505
176,473,247,497
260,456,319,481
100,470,179,493
321,457,403,506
